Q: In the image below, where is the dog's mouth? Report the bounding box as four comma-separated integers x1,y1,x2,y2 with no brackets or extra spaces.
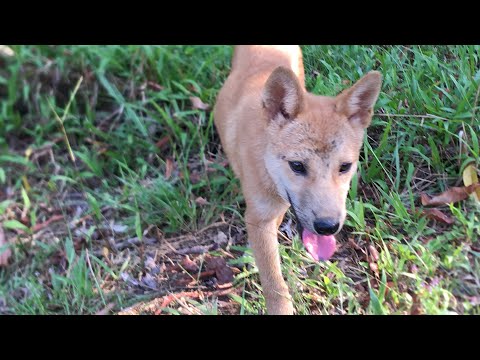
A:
300,228,336,261
286,192,337,262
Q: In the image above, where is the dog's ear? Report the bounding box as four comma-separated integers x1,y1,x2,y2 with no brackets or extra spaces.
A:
262,66,304,122
336,71,382,128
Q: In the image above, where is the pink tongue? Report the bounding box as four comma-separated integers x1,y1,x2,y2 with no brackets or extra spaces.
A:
302,229,336,261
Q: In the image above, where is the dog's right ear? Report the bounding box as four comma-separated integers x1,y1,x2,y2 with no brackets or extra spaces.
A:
262,66,303,122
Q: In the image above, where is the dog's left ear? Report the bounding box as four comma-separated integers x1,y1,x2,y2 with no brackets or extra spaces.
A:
262,66,304,123
336,71,382,128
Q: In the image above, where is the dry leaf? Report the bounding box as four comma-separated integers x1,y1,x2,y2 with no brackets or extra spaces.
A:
195,197,209,206
189,96,210,110
462,164,480,202
369,262,379,276
420,183,480,207
141,274,158,290
205,256,234,285
213,231,228,245
0,45,14,57
181,256,199,272
368,245,379,262
410,293,423,315
165,158,173,180
0,226,12,267
111,223,128,233
422,208,455,225
155,136,169,149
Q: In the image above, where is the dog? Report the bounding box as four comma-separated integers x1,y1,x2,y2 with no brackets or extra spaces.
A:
213,45,382,314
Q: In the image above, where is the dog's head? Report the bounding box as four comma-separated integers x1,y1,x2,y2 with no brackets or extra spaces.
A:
262,66,382,261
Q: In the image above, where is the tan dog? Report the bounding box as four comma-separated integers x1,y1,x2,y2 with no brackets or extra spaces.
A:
214,45,382,315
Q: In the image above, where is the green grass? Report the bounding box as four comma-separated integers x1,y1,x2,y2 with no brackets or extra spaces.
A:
0,45,479,315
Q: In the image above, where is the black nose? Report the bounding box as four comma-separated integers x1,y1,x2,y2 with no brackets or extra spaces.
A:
313,219,340,235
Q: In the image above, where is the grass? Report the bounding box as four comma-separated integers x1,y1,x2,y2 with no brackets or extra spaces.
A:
0,45,479,315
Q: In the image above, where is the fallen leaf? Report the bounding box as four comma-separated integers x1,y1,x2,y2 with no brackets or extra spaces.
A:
111,223,128,233
144,257,157,270
462,164,480,202
195,197,209,206
410,293,423,315
420,183,480,207
141,273,158,290
368,245,379,262
175,270,217,287
73,238,87,251
205,256,234,285
180,256,199,272
120,272,139,287
213,231,228,245
165,158,173,180
422,208,455,225
0,45,14,57
155,136,170,149
0,226,12,267
189,96,210,110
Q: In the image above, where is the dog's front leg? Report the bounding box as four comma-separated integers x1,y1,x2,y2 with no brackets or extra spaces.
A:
245,208,294,315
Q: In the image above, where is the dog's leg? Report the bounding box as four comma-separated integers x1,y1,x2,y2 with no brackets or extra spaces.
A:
246,208,293,315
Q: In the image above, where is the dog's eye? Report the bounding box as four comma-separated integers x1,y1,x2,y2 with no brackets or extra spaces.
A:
289,161,307,175
339,162,352,174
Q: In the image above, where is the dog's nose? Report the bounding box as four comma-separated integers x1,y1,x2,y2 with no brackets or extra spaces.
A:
313,219,340,235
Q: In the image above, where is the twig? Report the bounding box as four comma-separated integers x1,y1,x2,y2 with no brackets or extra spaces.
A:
155,286,235,314
118,285,236,315
32,214,64,233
